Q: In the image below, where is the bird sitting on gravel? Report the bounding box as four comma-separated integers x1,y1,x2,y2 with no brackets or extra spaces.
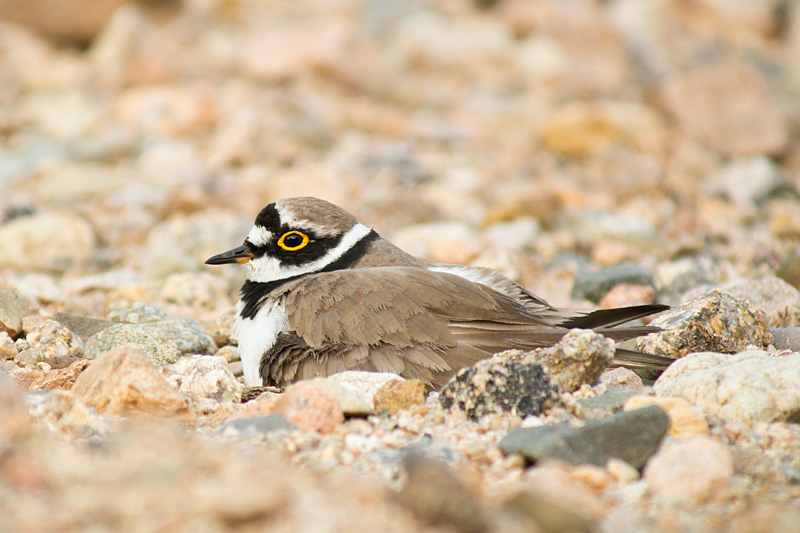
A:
206,197,670,389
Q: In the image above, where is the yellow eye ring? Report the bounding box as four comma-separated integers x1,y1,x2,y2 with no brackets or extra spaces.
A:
277,230,309,251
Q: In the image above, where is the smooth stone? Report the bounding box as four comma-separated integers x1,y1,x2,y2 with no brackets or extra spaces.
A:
0,286,33,338
770,327,800,351
499,405,670,469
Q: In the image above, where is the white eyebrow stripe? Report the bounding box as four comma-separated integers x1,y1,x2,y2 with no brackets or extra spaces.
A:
247,226,273,247
274,202,338,237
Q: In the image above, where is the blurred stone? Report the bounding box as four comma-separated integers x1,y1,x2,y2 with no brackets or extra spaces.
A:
439,354,558,420
0,331,17,360
722,276,800,328
599,367,645,393
0,213,96,272
578,390,639,412
654,255,738,305
644,437,733,505
159,272,229,309
501,485,595,533
713,157,784,213
372,379,425,414
661,61,788,156
25,318,84,358
70,343,190,418
726,504,800,533
540,101,667,157
637,289,773,358
654,350,800,427
0,0,127,44
624,395,709,437
776,247,800,288
530,329,614,391
598,284,656,310
271,381,345,434
571,263,655,303
0,370,31,451
770,328,800,352
12,358,90,391
388,221,481,265
217,414,296,437
397,452,487,533
500,405,669,469
0,286,33,337
163,355,243,405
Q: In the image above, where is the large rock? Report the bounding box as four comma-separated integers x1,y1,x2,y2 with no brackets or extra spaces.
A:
654,350,800,427
721,276,800,328
637,289,772,359
70,343,190,418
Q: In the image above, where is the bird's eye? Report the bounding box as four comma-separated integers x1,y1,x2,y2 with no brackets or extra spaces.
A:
277,230,309,251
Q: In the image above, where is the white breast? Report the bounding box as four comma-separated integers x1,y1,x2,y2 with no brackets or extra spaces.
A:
235,299,290,387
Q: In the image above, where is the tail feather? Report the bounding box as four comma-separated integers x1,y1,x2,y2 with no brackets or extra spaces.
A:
559,304,669,329
612,348,673,371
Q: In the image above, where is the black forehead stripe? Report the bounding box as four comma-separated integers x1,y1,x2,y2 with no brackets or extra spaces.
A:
254,203,281,231
238,230,379,320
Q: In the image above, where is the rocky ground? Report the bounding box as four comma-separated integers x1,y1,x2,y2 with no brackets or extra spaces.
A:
1,0,800,531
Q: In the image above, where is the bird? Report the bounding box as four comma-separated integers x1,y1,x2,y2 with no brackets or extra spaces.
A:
206,197,671,390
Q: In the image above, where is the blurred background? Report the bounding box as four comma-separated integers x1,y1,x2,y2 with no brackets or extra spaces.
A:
0,0,798,328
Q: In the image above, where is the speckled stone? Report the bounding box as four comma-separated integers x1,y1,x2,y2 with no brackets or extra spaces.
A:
439,355,559,420
636,289,772,359
372,379,425,415
529,329,614,391
722,276,800,328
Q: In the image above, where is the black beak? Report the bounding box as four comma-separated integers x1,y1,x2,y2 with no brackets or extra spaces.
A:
205,245,254,265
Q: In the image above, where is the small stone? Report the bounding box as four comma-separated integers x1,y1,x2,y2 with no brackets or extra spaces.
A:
296,378,374,417
439,354,559,420
624,396,709,437
372,379,425,414
713,156,784,212
271,382,345,434
0,370,30,450
0,212,96,272
722,276,800,328
12,359,90,391
598,284,656,309
388,221,482,265
776,247,800,288
571,263,655,303
770,327,800,352
25,319,84,359
397,451,487,533
0,331,18,360
0,286,33,337
530,329,614,391
654,350,800,427
578,390,640,412
14,347,44,367
53,312,115,341
217,414,297,436
70,343,191,418
643,437,733,505
499,405,670,469
163,355,243,405
327,371,411,408
599,367,644,393
637,289,772,358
